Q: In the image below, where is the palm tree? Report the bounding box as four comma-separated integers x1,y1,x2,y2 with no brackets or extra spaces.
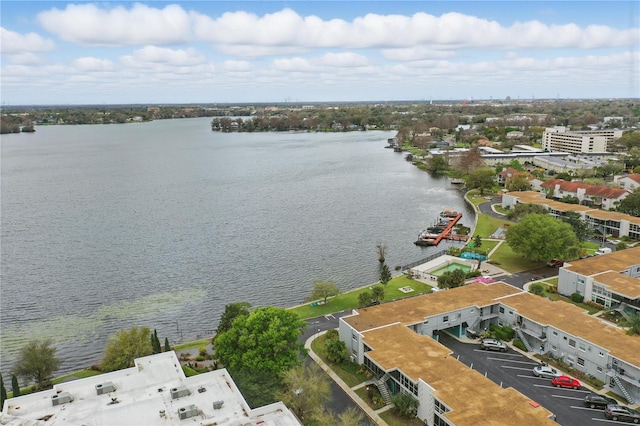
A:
622,312,640,336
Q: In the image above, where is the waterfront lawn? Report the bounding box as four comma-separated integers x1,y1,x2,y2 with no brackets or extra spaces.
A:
173,338,212,351
290,275,432,320
489,242,545,273
474,214,511,239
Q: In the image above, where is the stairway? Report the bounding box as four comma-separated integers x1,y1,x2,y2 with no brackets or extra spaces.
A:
375,373,392,405
516,328,534,352
613,375,635,404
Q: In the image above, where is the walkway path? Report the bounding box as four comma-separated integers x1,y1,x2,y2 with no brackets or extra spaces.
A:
305,332,390,426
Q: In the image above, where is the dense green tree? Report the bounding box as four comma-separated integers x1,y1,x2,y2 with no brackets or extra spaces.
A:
358,291,372,308
308,280,340,305
325,336,349,363
12,339,62,390
229,369,282,408
437,268,467,289
11,374,20,397
215,306,307,377
560,195,579,204
616,241,628,251
164,337,171,352
391,392,419,418
623,312,640,336
216,302,252,335
379,264,392,285
506,214,579,261
506,203,548,220
1,374,7,408
371,284,385,303
466,167,495,195
101,326,153,372
427,155,448,172
151,329,161,354
529,283,545,295
277,364,331,420
505,174,532,192
617,188,640,217
473,235,482,248
562,211,591,242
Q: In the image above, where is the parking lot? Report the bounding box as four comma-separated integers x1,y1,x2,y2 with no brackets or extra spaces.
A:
436,332,632,426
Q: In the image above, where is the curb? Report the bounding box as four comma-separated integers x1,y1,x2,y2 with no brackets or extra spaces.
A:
305,332,389,426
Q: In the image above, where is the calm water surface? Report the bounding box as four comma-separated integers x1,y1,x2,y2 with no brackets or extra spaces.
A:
0,117,473,376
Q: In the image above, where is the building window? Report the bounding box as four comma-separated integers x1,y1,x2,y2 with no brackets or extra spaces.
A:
499,307,505,314
443,315,449,322
551,345,557,351
352,332,358,341
597,366,603,373
579,343,586,352
599,351,605,357
567,356,575,365
569,339,576,347
577,357,585,367
434,399,449,414
552,331,558,336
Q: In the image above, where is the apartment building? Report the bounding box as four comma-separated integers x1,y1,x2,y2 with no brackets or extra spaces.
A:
542,126,623,154
0,351,301,425
540,179,629,210
501,191,640,240
339,280,640,424
340,282,556,426
616,174,640,192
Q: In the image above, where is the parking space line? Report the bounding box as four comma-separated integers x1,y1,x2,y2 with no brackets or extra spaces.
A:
516,374,548,379
570,406,602,411
552,395,584,401
533,384,591,393
472,350,524,358
502,366,532,371
590,418,630,424
487,357,538,365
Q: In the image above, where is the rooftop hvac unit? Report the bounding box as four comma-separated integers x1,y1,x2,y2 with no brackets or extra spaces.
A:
51,392,72,406
212,400,224,409
95,382,116,395
178,404,199,420
170,385,190,400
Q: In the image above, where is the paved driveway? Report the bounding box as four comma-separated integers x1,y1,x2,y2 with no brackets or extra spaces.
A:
436,332,629,426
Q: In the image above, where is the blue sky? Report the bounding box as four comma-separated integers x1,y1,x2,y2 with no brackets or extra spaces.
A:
1,1,638,105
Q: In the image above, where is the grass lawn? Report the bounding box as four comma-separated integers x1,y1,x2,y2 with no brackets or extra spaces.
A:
533,281,601,315
173,338,212,351
290,275,432,320
489,242,545,273
379,410,424,426
474,214,511,239
310,335,369,387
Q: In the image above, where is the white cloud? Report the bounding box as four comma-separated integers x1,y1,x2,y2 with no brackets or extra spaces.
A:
381,47,456,62
120,46,207,68
37,3,191,46
5,52,46,65
73,57,114,72
222,60,252,72
35,5,637,52
0,27,56,53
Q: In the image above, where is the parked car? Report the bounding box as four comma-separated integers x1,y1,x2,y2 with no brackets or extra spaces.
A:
551,375,581,389
480,338,507,352
604,404,640,423
546,258,565,267
584,393,617,409
532,365,562,378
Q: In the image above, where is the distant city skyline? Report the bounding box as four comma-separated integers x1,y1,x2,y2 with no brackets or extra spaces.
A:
1,1,639,105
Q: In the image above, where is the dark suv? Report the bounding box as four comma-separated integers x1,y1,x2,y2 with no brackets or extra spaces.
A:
604,404,640,423
584,393,616,409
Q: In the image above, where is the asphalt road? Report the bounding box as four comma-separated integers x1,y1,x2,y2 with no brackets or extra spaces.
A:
436,332,631,426
302,312,377,425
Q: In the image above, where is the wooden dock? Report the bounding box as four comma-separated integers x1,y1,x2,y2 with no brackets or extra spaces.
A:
414,213,465,246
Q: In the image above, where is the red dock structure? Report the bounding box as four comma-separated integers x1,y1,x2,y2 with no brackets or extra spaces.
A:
414,212,466,246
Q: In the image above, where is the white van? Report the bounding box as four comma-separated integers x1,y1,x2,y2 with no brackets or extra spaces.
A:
595,247,612,256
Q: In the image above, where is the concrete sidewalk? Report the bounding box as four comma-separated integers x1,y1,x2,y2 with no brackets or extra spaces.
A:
305,332,389,426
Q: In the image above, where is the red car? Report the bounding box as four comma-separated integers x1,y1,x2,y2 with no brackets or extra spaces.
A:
546,259,565,267
552,375,581,389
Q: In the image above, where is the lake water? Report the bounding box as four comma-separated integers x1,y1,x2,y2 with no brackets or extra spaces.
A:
0,117,473,376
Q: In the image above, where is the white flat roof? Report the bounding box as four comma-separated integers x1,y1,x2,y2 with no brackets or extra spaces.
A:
1,352,301,426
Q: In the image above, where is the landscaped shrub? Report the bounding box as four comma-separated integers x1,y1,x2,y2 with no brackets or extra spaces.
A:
571,293,584,303
325,329,339,340
513,339,527,351
585,301,605,311
465,270,482,278
489,324,515,341
529,283,545,295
